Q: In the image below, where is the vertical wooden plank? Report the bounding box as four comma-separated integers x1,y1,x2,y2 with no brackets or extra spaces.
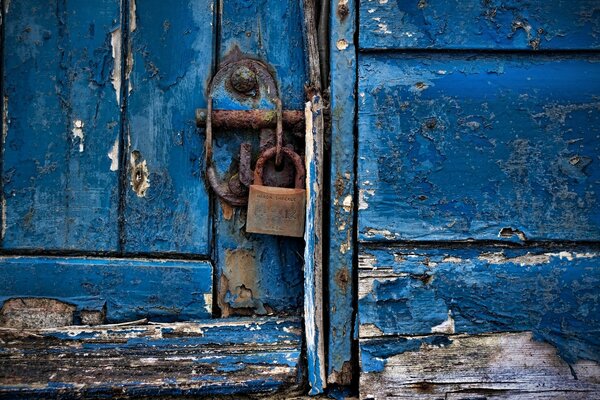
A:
213,0,305,317
304,95,326,394
300,0,326,393
2,0,121,250
124,0,214,254
328,0,357,386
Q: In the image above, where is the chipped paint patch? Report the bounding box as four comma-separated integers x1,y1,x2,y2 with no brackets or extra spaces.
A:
358,189,374,210
110,28,122,104
203,293,212,315
498,227,527,241
342,195,352,212
442,256,463,263
365,228,397,240
71,120,85,152
480,251,599,266
336,39,349,50
431,311,455,334
360,323,384,337
359,253,377,269
0,298,76,329
479,252,551,266
108,138,119,171
129,0,137,32
129,150,150,197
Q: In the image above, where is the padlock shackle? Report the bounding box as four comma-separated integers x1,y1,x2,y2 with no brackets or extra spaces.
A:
254,146,305,189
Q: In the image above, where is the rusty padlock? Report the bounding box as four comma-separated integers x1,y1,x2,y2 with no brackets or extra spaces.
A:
246,146,306,237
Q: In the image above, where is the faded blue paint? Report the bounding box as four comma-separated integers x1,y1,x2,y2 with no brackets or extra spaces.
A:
328,0,357,386
360,0,600,50
125,0,214,254
0,256,212,322
3,0,121,250
358,54,600,242
358,246,600,365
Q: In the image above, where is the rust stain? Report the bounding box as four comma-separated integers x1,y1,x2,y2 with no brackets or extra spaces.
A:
335,267,350,293
220,199,234,220
219,249,266,316
337,0,349,21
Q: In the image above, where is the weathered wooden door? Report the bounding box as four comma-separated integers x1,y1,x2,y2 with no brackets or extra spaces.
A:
0,0,317,396
328,0,600,398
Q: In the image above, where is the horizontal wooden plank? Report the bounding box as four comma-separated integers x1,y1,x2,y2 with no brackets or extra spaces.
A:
358,54,600,241
360,332,600,400
358,246,600,365
0,256,212,323
2,0,121,251
0,317,302,398
359,0,600,50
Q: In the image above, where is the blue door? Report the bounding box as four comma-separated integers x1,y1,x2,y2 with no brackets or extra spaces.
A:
0,0,313,396
327,1,600,398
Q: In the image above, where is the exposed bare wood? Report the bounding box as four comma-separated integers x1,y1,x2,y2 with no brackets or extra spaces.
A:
360,332,600,400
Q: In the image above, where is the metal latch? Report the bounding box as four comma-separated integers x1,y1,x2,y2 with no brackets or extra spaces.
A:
196,59,304,206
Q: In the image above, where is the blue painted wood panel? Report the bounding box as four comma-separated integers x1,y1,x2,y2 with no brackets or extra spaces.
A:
358,54,600,242
124,0,214,254
358,246,600,365
360,0,600,50
0,256,212,322
0,317,302,397
2,0,121,250
212,0,306,316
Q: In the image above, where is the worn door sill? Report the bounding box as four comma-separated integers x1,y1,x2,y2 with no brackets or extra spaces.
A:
0,317,303,398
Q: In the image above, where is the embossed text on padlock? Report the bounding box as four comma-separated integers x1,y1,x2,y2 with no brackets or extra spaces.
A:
246,147,306,237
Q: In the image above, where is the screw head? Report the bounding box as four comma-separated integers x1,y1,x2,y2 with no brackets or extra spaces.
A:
230,66,257,94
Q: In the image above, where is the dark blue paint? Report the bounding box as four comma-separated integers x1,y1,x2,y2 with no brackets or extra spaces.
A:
358,246,600,364
125,0,214,254
360,0,600,50
358,54,600,241
3,0,121,250
0,256,212,322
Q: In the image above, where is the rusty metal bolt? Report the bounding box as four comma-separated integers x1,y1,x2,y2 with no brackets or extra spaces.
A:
230,65,257,94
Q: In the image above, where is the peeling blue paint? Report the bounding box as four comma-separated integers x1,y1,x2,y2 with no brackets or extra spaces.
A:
358,54,600,242
359,246,600,365
360,0,600,51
